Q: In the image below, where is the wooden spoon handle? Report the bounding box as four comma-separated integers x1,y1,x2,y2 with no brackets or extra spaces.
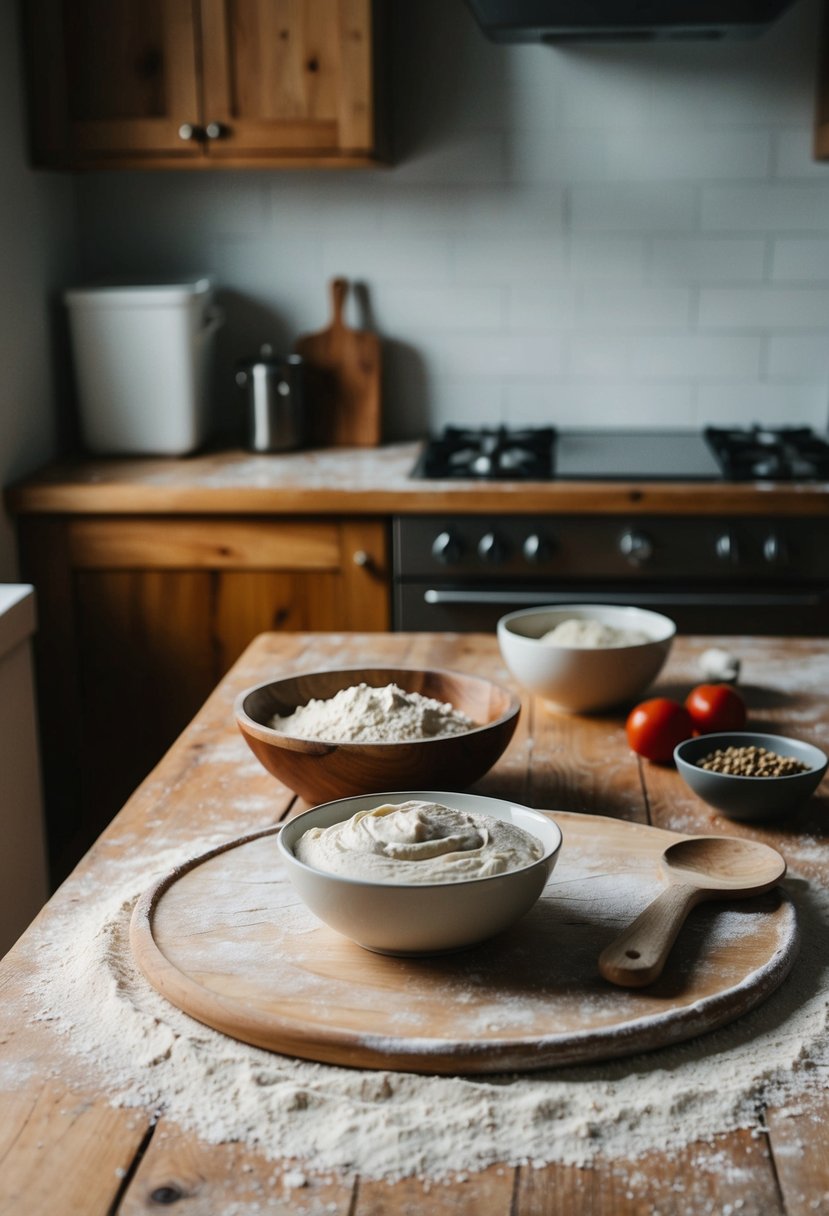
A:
598,883,701,988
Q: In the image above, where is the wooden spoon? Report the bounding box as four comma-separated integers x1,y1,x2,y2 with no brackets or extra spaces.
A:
598,835,787,988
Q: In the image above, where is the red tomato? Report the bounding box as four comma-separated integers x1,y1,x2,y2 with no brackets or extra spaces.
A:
685,683,746,734
625,697,694,763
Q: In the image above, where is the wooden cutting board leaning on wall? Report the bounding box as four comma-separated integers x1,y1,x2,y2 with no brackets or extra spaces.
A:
294,278,382,447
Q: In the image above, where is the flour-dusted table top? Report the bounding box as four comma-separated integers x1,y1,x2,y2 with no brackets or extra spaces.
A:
1,631,828,1215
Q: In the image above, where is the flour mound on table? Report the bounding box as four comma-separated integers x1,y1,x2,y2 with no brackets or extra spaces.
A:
270,682,474,742
15,817,829,1189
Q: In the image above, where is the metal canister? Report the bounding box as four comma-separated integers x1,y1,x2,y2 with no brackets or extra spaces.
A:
235,346,305,453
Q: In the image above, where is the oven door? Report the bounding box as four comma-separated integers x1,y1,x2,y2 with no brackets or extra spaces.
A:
394,582,829,636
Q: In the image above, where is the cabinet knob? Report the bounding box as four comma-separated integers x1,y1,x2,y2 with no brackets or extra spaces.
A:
178,123,203,142
352,549,372,569
619,530,653,566
205,122,227,140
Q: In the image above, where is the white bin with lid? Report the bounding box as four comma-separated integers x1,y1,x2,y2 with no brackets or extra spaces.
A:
64,276,223,455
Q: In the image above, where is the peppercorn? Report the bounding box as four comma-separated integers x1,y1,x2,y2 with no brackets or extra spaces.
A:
695,744,810,778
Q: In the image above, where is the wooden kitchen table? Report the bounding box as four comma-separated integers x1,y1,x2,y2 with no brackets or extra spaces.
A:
2,631,828,1216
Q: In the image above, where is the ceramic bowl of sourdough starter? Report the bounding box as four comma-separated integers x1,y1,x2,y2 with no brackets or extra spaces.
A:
497,604,676,714
277,789,563,955
235,667,520,804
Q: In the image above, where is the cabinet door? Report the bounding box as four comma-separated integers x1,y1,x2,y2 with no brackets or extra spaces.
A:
26,516,389,873
26,0,202,164
199,0,376,159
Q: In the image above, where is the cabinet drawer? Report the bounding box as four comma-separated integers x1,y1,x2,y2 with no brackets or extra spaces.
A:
67,518,343,570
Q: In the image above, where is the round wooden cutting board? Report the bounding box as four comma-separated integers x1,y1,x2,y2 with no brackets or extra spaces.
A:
130,812,798,1075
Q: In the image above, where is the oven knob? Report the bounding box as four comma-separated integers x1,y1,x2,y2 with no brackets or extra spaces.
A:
619,530,653,566
763,532,788,566
715,532,739,564
478,532,505,564
522,533,548,564
431,531,462,564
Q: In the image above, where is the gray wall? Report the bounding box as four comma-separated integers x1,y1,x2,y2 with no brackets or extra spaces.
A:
0,4,74,580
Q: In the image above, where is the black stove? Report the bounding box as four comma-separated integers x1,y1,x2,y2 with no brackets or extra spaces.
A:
705,426,829,481
413,426,556,480
400,423,829,639
413,424,829,482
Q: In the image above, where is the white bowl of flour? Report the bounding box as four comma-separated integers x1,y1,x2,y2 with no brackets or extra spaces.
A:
278,789,562,955
497,604,675,714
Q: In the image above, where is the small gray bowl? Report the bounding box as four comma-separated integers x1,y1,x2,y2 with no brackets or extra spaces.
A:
674,731,828,822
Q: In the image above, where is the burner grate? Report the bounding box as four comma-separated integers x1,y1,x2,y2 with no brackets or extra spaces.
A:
414,426,556,480
705,425,829,481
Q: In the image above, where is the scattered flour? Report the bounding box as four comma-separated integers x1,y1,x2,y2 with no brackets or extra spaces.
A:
540,619,650,648
269,682,474,742
12,817,829,1185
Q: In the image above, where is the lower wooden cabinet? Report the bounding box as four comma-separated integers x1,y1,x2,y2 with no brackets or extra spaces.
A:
17,514,390,881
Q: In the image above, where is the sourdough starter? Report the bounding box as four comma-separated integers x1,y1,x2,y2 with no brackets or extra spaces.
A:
295,800,543,883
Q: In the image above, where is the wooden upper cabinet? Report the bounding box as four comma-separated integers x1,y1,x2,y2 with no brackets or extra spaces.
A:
23,0,385,168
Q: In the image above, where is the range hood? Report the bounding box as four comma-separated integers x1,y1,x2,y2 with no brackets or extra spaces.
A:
464,0,800,42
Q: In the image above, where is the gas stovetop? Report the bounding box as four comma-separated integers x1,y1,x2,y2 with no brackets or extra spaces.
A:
412,425,829,482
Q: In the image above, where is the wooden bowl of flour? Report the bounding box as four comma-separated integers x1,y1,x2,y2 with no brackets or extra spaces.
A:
234,667,520,804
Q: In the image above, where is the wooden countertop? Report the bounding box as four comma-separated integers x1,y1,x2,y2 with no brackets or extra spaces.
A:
7,443,829,515
2,630,828,1214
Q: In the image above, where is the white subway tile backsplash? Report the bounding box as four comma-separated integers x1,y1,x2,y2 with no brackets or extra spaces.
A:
630,334,763,378
384,370,504,438
606,130,770,182
267,176,383,236
386,133,507,186
771,239,829,281
452,186,567,235
209,236,327,336
699,288,829,329
702,185,829,232
569,236,647,280
374,186,466,237
321,238,454,284
373,285,503,332
768,334,829,377
773,129,829,179
650,238,766,283
694,383,829,428
453,238,566,284
578,286,692,329
568,335,632,376
508,287,578,329
507,382,695,429
430,332,565,377
556,52,704,130
507,130,610,184
571,184,697,232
